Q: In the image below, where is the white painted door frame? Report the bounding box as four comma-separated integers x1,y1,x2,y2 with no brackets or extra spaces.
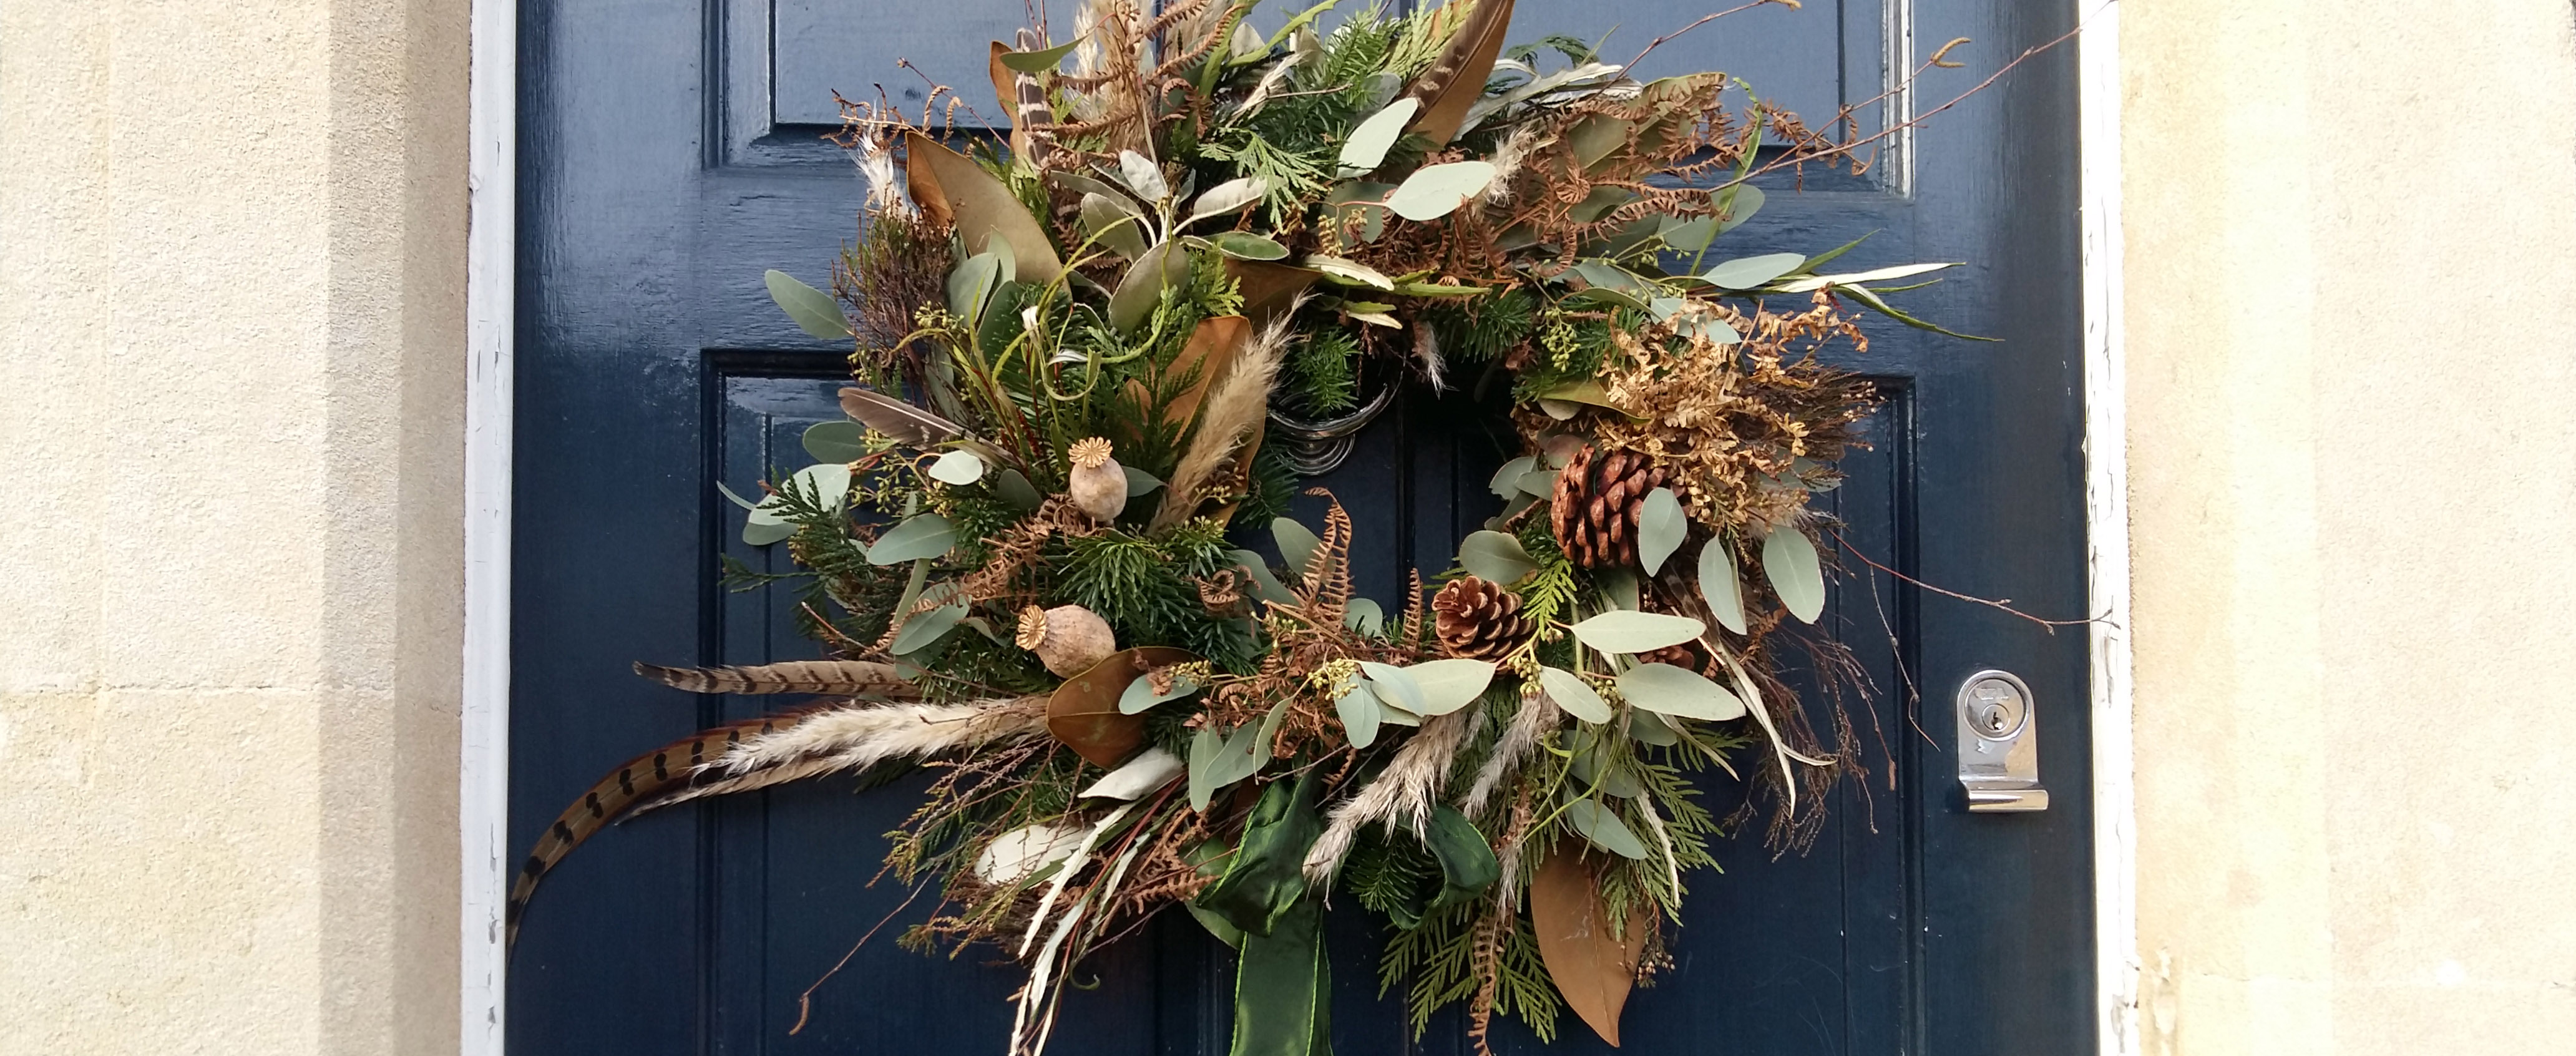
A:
454,2,2137,1052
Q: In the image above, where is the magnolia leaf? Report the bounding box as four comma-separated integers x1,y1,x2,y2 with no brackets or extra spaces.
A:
902,130,1062,283
1404,658,1497,715
1637,487,1686,575
1272,516,1322,574
1123,466,1164,496
1697,538,1750,635
1386,161,1496,222
1345,597,1385,637
1187,177,1269,224
867,512,956,565
1403,0,1516,147
839,386,963,447
1302,254,1395,290
890,602,968,655
1078,746,1185,801
1489,455,1538,499
1616,662,1747,721
1116,668,1202,715
1562,798,1648,860
1115,150,1169,202
1359,661,1427,716
1204,231,1289,262
764,270,851,338
1700,252,1807,290
1339,97,1422,172
1537,379,1620,413
1456,529,1536,584
1231,549,1297,605
927,449,986,486
1335,682,1382,750
1539,666,1614,723
1762,527,1827,623
1531,849,1651,1045
1050,647,1193,768
1568,611,1705,655
803,421,869,462
1080,193,1150,260
994,468,1043,511
997,37,1080,72
975,823,1088,884
1109,240,1192,331
1347,309,1401,328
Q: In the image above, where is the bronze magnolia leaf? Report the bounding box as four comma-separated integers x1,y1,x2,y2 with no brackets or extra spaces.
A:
1404,0,1517,149
900,129,1064,284
1531,848,1652,1046
1166,315,1252,432
1224,259,1320,323
1046,647,1196,768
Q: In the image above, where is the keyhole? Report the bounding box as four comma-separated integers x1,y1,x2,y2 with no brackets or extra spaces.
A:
1982,706,2011,734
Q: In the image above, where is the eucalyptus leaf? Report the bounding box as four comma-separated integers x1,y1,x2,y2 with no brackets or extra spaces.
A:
997,38,1081,72
1403,658,1497,716
1123,466,1164,497
803,421,869,462
1359,661,1427,716
1700,252,1807,290
1188,177,1269,224
1272,517,1322,574
1516,467,1559,499
995,469,1044,511
890,602,968,655
765,269,851,339
1714,183,1765,232
1344,597,1385,637
786,462,854,510
1569,610,1704,655
1594,567,1639,612
1616,662,1747,721
1456,530,1536,584
927,449,986,486
1567,732,1644,798
1697,538,1750,635
1230,549,1297,605
867,512,957,565
1109,241,1191,332
1325,182,1395,243
1563,798,1649,859
1116,150,1169,202
1489,455,1538,500
1637,487,1686,575
1339,97,1422,173
1624,708,1681,746
1118,670,1203,715
947,252,1002,323
715,480,763,512
1387,161,1498,222
1566,185,1638,225
1538,666,1614,723
1762,527,1827,623
743,508,796,547
1207,231,1290,260
1335,682,1382,750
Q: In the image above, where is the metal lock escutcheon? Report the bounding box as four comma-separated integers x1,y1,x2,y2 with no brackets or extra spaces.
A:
1954,669,2048,812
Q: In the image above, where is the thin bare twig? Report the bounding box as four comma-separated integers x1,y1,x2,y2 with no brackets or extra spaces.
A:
1828,529,2098,632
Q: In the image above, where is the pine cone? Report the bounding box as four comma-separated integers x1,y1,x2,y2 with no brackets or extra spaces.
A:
1637,642,1710,675
1549,444,1669,569
1433,576,1532,660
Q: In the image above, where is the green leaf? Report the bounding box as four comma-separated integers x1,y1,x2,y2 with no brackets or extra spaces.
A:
1795,231,1874,275
1272,517,1322,573
1118,670,1203,715
1568,610,1705,655
1080,193,1150,260
947,251,1002,323
1697,538,1749,635
764,270,851,339
1456,529,1536,584
1325,182,1395,243
1302,254,1395,290
1713,183,1764,233
997,37,1081,72
1123,466,1164,497
1538,666,1613,723
1700,252,1807,290
1774,262,1959,292
1423,805,1500,912
1339,97,1422,173
1489,456,1538,500
1402,658,1496,716
1335,682,1382,749
1762,527,1826,623
1616,662,1746,721
1115,150,1169,202
1359,661,1427,716
1637,487,1686,575
1595,567,1639,612
1231,549,1297,605
1344,597,1385,637
1567,185,1638,225
1110,240,1191,332
1624,708,1679,746
743,509,795,547
803,421,869,462
867,513,957,565
890,602,968,655
1833,281,1999,341
1567,730,1644,798
1386,161,1498,222
995,469,1044,511
927,449,985,486
1562,798,1649,859
1208,231,1290,260
1188,177,1269,224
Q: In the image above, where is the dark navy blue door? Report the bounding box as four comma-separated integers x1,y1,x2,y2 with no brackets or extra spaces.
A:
508,2,2094,1054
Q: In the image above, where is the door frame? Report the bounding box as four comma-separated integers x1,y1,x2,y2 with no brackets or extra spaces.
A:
453,2,2139,1053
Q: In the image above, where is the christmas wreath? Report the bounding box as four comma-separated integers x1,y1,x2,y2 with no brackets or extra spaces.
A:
512,2,1968,1052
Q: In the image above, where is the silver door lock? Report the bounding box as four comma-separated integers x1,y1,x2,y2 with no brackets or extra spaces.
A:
1954,670,2048,812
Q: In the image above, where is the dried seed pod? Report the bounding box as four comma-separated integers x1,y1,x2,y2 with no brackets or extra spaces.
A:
1066,437,1128,522
1549,444,1668,569
1017,604,1118,677
1433,575,1533,660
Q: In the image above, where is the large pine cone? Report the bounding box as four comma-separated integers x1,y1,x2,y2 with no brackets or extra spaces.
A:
1549,444,1669,569
1433,576,1533,660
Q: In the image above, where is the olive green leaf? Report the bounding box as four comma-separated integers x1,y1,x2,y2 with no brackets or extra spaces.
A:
764,269,851,339
994,468,1044,511
1339,97,1422,174
1302,254,1395,290
890,602,968,655
803,421,869,462
1359,661,1427,716
1080,193,1150,260
1699,252,1807,290
1118,670,1202,715
1490,455,1538,500
1231,549,1297,605
1335,681,1382,750
1615,662,1747,721
1762,527,1826,623
927,449,986,486
1403,658,1497,715
1568,611,1705,655
1110,240,1191,331
1272,516,1322,573
1208,231,1290,260
1187,177,1269,225
996,37,1080,72
1345,597,1385,637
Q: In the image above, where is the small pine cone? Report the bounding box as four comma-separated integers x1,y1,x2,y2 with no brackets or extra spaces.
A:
1549,444,1669,569
1433,576,1533,660
1637,642,1710,675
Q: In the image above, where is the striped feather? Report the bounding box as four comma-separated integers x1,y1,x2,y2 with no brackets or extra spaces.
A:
1012,29,1057,167
1405,0,1518,148
633,659,915,696
840,386,964,447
